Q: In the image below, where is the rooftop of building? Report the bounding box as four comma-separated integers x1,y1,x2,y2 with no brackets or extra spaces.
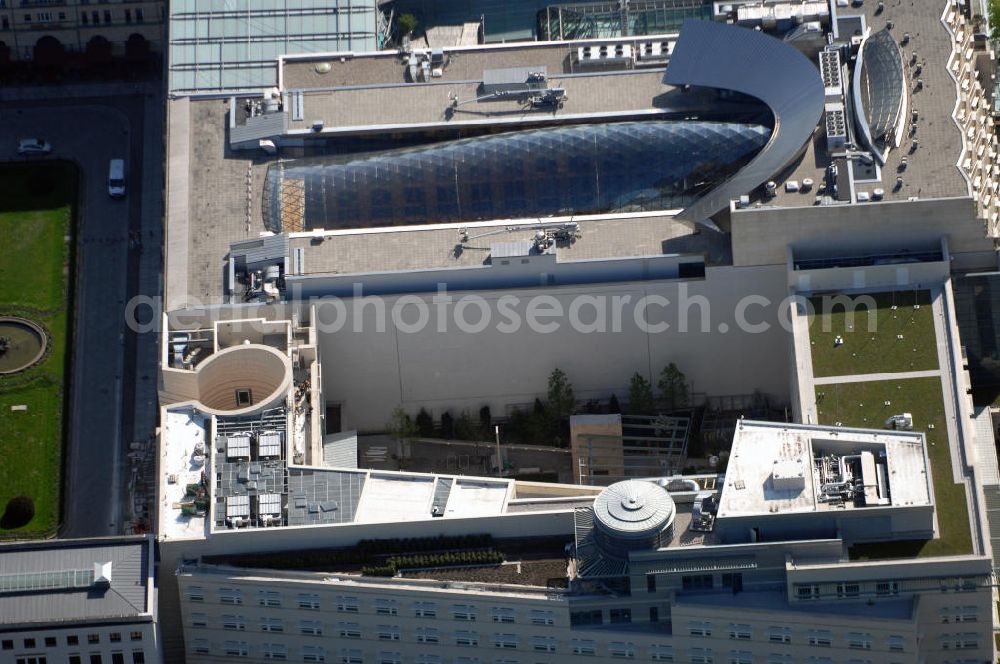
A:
275,39,680,136
717,420,932,519
750,0,970,211
0,536,152,628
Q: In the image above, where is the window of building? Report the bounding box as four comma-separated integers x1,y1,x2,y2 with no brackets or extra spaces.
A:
338,650,363,664
301,620,324,636
87,635,99,645
260,617,284,632
797,585,820,600
453,658,480,664
22,14,30,21
102,9,110,23
491,607,515,623
124,8,131,22
36,12,51,21
376,626,400,641
1,17,8,29
766,656,792,664
875,581,899,596
807,630,832,647
297,594,321,610
649,644,674,661
689,621,712,637
375,599,398,616
416,627,439,643
415,657,441,664
452,604,477,621
135,8,143,21
886,635,905,651
189,613,208,628
90,656,103,664
58,11,65,19
1,641,12,650
222,615,246,631
258,591,281,607
218,588,242,604
70,657,82,664
336,596,359,613
186,587,205,602
335,622,358,639
129,633,142,643
455,631,479,647
721,573,742,590
67,636,79,646
610,608,631,624
682,575,713,590
91,11,98,24
837,582,860,598
301,645,325,663
647,575,657,592
192,640,210,655
493,634,518,649
223,641,249,657
689,648,713,664
532,636,557,652
261,643,287,660
529,610,554,625
847,633,872,650
768,627,791,644
728,651,752,664
728,624,751,640
112,654,125,664
608,642,634,659
570,609,603,626
376,653,401,664
131,653,144,664
650,606,659,623
44,637,57,647
414,601,436,617
572,639,597,656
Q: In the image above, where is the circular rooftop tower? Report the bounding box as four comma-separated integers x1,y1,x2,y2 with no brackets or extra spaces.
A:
592,480,676,559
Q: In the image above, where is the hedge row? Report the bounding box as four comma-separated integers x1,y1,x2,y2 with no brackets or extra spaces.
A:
362,549,505,577
206,533,496,571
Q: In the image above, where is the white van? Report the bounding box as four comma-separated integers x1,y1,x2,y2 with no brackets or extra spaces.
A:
108,159,126,198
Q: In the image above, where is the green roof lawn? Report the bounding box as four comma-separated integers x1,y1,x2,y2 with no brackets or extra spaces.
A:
808,290,938,377
814,377,973,558
0,161,76,538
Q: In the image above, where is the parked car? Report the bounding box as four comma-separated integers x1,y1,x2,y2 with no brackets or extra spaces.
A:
17,138,52,155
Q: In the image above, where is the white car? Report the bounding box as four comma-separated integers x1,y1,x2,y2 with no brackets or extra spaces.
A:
17,138,52,155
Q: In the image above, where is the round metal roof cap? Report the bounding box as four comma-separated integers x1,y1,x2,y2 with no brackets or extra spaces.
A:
593,480,675,538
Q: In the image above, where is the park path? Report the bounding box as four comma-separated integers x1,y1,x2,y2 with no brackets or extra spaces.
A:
813,369,941,385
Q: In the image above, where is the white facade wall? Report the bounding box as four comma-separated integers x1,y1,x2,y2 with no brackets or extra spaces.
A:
176,552,993,664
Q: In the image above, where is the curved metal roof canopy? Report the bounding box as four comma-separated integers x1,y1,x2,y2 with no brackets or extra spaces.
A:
664,20,825,223
853,29,908,164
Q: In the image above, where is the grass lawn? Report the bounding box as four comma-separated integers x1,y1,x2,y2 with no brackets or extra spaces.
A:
814,377,973,558
0,161,76,537
808,290,938,377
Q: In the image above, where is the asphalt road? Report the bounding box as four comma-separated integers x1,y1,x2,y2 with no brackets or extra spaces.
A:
1,87,162,539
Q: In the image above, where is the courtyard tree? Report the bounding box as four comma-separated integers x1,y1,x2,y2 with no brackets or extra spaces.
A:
627,372,656,415
658,362,689,411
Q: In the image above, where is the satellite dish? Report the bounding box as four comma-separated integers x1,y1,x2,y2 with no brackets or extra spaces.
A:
708,455,719,467
315,62,332,74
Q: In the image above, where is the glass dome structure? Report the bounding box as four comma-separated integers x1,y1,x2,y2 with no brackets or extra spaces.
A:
262,120,770,232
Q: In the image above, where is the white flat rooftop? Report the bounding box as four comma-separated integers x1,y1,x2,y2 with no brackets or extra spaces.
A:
159,408,210,540
718,420,931,519
353,474,437,524
444,479,511,518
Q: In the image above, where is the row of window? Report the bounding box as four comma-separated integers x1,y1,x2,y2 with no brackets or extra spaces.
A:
190,589,554,625
191,642,652,662
795,577,980,601
3,633,144,650
11,8,145,24
683,624,904,652
14,654,145,664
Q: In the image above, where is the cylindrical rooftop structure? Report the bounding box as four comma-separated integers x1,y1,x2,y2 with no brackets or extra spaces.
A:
592,480,676,559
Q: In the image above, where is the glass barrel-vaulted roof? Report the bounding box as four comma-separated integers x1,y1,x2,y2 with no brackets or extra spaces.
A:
853,29,907,162
262,121,770,232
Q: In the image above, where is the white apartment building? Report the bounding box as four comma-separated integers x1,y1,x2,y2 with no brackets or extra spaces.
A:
170,422,994,664
0,535,160,664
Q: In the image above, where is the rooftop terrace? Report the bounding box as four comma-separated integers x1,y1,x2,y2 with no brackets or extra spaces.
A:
756,0,969,210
